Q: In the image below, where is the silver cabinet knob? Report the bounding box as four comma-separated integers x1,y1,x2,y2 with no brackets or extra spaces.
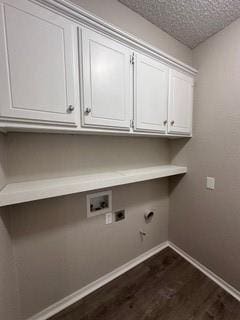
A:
171,120,175,126
67,105,74,113
85,107,91,115
163,120,167,125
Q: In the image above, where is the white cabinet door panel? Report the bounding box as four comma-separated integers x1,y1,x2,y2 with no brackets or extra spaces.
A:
81,28,131,130
168,69,193,135
134,53,168,133
0,0,78,126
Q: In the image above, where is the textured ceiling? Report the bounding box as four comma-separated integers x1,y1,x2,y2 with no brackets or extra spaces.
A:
118,0,240,48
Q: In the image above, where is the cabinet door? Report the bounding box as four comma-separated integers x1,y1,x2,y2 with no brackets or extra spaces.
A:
81,28,131,130
134,53,168,133
168,69,194,135
0,0,78,126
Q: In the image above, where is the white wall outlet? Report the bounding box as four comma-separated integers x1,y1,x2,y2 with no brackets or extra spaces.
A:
105,212,113,224
206,177,215,190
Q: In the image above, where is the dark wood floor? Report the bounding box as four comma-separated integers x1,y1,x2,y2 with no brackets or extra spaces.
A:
50,247,240,320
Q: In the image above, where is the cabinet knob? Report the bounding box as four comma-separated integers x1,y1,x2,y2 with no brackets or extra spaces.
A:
163,120,167,125
171,120,175,126
85,107,91,115
67,105,74,113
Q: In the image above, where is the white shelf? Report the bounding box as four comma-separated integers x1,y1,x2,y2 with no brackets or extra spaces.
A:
0,165,187,207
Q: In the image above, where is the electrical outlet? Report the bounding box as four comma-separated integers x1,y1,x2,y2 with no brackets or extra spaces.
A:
206,177,215,190
105,212,113,224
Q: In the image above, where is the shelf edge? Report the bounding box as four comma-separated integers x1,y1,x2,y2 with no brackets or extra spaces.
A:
0,166,187,207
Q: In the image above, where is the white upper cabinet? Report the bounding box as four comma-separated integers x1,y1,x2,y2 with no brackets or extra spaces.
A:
168,69,194,135
134,53,169,133
0,0,78,126
0,0,196,135
81,28,132,130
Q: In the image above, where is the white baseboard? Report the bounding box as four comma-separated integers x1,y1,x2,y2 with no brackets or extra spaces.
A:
28,241,168,320
28,240,240,320
168,241,240,302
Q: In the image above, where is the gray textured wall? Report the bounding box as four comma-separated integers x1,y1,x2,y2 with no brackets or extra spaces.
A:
5,132,172,319
6,133,170,182
170,17,240,291
0,134,20,320
0,208,20,320
9,179,168,318
2,133,172,320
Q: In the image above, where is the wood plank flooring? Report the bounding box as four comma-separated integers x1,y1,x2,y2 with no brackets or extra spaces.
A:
50,247,240,320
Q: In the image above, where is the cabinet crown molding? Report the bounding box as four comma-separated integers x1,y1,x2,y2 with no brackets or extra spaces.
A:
33,0,197,75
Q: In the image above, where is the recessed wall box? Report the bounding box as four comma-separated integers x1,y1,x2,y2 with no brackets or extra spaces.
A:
115,210,125,222
87,190,112,218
